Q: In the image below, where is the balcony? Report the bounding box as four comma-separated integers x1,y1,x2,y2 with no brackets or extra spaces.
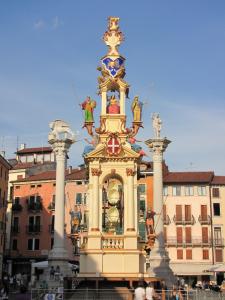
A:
173,215,195,225
165,237,212,247
163,215,171,225
27,201,42,212
12,203,23,212
198,215,211,225
11,226,20,234
26,225,42,234
102,235,124,249
214,239,224,247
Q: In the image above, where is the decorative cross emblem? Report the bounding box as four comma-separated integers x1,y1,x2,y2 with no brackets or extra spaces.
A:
107,136,121,156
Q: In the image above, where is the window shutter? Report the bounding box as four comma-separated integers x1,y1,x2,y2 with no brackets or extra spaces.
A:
185,227,192,243
177,249,183,259
215,249,223,262
201,205,207,221
186,249,192,260
185,205,191,221
176,205,182,221
176,227,183,243
212,188,220,198
164,227,167,243
163,205,166,221
203,249,209,260
202,227,208,243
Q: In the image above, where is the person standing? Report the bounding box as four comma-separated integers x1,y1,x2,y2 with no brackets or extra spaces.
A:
146,282,155,300
134,282,146,300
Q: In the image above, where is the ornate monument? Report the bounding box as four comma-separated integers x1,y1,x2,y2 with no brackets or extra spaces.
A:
79,17,146,282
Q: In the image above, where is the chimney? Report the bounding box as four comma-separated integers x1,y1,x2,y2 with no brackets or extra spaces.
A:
20,143,26,150
68,166,72,174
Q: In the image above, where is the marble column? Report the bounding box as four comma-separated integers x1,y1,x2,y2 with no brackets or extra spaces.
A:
126,168,135,232
91,168,102,232
120,88,126,115
48,121,75,265
145,138,175,286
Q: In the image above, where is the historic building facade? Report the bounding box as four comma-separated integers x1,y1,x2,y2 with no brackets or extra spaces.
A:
0,153,11,277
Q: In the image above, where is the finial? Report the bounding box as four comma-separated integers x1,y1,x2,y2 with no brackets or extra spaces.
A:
103,16,124,56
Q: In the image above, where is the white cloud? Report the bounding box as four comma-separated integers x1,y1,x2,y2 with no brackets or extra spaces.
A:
34,19,46,30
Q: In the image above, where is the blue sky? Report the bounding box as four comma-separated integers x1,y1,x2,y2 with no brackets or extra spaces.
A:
0,1,225,174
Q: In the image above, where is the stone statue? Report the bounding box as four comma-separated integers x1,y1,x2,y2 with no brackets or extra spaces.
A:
131,96,143,122
107,95,120,114
152,113,162,138
146,209,156,236
49,120,75,141
80,96,96,123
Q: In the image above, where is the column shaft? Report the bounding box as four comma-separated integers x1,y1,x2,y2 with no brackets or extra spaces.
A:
92,175,99,230
126,169,135,231
54,154,66,250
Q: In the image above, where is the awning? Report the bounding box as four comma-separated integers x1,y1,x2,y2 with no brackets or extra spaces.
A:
170,263,213,276
32,261,78,270
206,264,225,273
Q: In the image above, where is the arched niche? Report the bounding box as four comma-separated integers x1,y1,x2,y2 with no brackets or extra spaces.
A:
101,173,124,235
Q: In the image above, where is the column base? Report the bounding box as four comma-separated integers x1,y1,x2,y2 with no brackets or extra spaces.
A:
147,247,177,288
48,247,69,261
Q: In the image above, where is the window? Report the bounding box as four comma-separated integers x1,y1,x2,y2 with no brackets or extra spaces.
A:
163,227,167,243
212,188,220,198
185,186,194,196
76,181,82,185
12,239,17,250
198,186,206,196
83,193,87,205
186,249,192,260
138,184,146,194
172,186,181,196
203,249,209,260
177,249,183,259
214,227,222,245
215,249,223,263
30,185,35,189
163,186,168,196
27,238,39,250
14,197,20,205
51,238,54,249
15,186,20,189
213,203,220,216
76,193,82,205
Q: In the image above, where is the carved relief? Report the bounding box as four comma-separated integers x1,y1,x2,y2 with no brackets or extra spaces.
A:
91,168,102,176
126,168,135,176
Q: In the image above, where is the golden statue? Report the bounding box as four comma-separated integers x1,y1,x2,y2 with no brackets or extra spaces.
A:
131,96,143,122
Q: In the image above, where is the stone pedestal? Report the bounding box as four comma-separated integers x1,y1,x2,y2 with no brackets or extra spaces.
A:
145,138,176,287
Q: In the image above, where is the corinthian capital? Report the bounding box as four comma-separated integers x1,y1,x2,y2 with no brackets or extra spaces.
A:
91,168,102,176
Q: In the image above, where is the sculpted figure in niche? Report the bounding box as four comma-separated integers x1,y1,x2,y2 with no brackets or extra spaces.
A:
146,209,156,236
80,96,96,122
131,96,143,122
107,95,120,114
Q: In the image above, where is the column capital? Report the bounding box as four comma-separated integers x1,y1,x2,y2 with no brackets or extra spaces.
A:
91,168,102,176
50,141,72,158
145,138,171,155
126,168,135,176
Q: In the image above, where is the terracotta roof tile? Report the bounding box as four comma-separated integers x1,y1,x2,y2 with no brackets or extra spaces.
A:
164,171,214,184
14,168,87,182
16,147,52,154
212,176,225,185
